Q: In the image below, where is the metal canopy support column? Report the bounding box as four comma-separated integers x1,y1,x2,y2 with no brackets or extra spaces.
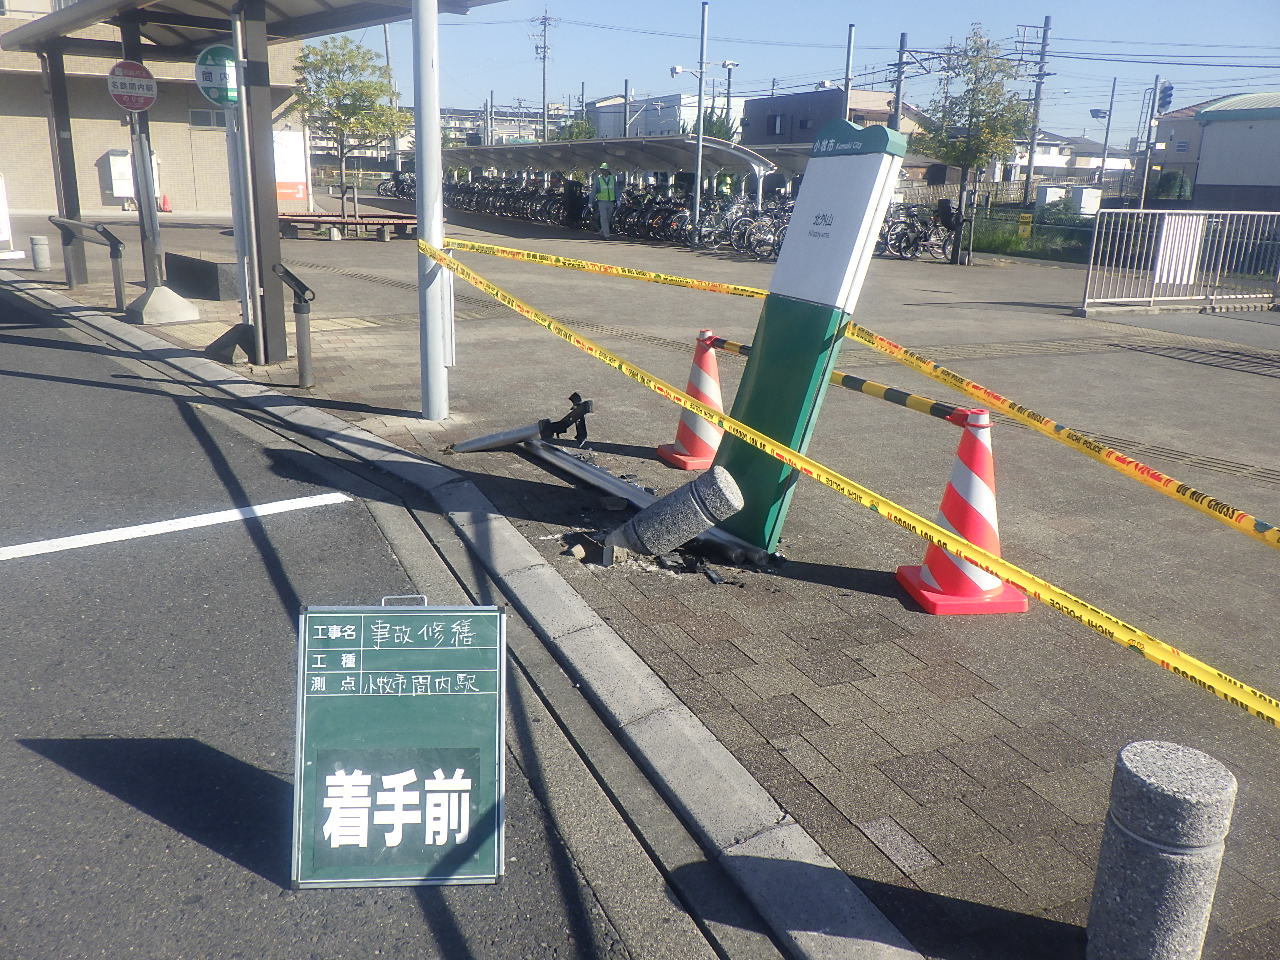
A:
238,0,287,363
41,44,88,286
120,20,164,288
413,0,449,420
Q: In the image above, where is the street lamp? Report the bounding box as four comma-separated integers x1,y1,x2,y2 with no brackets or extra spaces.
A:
669,1,709,242
720,60,739,117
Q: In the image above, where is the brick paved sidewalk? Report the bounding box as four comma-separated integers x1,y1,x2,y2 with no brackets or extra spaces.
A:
28,214,1280,959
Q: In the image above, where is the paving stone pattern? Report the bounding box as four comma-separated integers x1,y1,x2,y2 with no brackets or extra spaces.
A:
47,215,1280,960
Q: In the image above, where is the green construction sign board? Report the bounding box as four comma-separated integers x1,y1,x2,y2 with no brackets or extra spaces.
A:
292,605,505,888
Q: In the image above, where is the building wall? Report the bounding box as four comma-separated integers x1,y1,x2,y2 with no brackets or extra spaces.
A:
588,93,746,140
0,15,302,215
740,88,921,145
1150,116,1206,183
1197,118,1280,187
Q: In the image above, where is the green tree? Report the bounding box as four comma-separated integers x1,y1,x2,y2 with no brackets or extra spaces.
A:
912,25,1030,258
552,118,597,141
292,37,410,187
680,107,739,141
1152,169,1192,201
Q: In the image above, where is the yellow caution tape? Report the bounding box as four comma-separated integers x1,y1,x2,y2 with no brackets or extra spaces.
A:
443,237,1277,547
420,239,1280,729
842,322,1280,551
443,237,768,300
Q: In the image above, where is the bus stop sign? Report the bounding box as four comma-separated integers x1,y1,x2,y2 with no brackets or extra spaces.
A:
107,60,157,112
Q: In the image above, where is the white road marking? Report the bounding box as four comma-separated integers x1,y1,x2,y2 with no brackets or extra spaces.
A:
0,492,353,561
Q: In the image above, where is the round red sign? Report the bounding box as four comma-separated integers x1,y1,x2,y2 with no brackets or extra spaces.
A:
107,60,158,112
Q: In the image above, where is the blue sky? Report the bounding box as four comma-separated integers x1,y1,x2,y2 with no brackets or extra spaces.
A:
351,0,1280,148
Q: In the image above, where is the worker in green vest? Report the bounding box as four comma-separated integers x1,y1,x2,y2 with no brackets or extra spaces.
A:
593,162,617,238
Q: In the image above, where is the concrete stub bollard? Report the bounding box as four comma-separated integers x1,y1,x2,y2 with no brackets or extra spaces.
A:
1087,740,1238,960
605,465,743,563
30,235,51,272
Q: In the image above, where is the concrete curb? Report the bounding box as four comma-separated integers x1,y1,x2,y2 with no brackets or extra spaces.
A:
0,271,922,960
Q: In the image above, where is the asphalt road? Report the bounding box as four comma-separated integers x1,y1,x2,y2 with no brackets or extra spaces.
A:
0,306,703,960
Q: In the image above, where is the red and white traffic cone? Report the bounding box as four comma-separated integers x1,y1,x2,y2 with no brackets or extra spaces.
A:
896,408,1028,614
158,195,172,213
658,329,723,470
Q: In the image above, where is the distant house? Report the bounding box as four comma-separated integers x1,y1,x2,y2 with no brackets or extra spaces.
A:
739,87,926,146
986,131,1132,183
1189,93,1280,210
1147,96,1235,189
587,93,747,139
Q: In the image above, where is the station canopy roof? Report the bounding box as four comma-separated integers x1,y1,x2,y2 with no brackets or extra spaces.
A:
1,0,505,56
444,135,777,177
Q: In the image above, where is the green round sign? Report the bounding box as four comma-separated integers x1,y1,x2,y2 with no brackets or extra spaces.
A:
195,44,237,107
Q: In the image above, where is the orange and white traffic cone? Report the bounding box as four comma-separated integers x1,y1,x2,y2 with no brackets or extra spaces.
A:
159,195,172,213
658,329,723,470
896,408,1028,614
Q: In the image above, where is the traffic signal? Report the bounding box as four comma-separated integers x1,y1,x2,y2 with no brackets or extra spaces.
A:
1158,82,1174,113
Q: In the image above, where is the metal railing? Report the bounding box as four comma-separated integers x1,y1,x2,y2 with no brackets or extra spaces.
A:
47,217,128,311
1082,209,1280,311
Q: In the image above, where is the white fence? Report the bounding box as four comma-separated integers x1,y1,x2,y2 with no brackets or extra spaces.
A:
1082,209,1280,310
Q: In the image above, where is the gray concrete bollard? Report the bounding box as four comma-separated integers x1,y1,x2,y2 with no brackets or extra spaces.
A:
1087,740,1237,960
29,235,51,272
606,465,743,561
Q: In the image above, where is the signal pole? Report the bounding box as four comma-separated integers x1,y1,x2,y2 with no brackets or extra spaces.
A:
1139,74,1162,205
1022,15,1051,207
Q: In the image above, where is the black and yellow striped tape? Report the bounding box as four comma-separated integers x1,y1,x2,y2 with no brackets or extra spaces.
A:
419,238,1280,729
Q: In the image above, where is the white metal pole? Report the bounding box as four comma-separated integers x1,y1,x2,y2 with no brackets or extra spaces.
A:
692,1,707,240
232,10,264,365
413,0,450,420
225,108,255,331
1097,77,1116,186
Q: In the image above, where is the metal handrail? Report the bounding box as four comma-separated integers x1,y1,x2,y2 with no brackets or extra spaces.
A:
47,216,127,311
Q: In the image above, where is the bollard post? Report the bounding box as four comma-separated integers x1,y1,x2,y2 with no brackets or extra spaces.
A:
605,465,743,563
96,225,126,313
271,263,315,389
29,235,51,272
1087,740,1237,960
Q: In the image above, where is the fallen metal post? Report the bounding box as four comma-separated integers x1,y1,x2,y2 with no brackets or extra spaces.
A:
521,439,770,565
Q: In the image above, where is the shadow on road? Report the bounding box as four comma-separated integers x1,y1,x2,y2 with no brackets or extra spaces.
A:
20,737,292,888
671,856,1086,960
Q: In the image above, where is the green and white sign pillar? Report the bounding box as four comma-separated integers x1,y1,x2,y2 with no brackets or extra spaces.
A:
713,120,907,552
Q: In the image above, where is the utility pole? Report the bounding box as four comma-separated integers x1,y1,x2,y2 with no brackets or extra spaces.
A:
579,79,585,125
1097,76,1116,186
623,78,630,136
842,24,855,116
532,9,553,142
770,77,777,97
1022,15,1051,207
890,33,906,131
1139,74,1161,206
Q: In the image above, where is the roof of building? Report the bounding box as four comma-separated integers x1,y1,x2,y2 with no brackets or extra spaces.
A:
444,135,776,176
1197,93,1280,123
1158,96,1237,120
